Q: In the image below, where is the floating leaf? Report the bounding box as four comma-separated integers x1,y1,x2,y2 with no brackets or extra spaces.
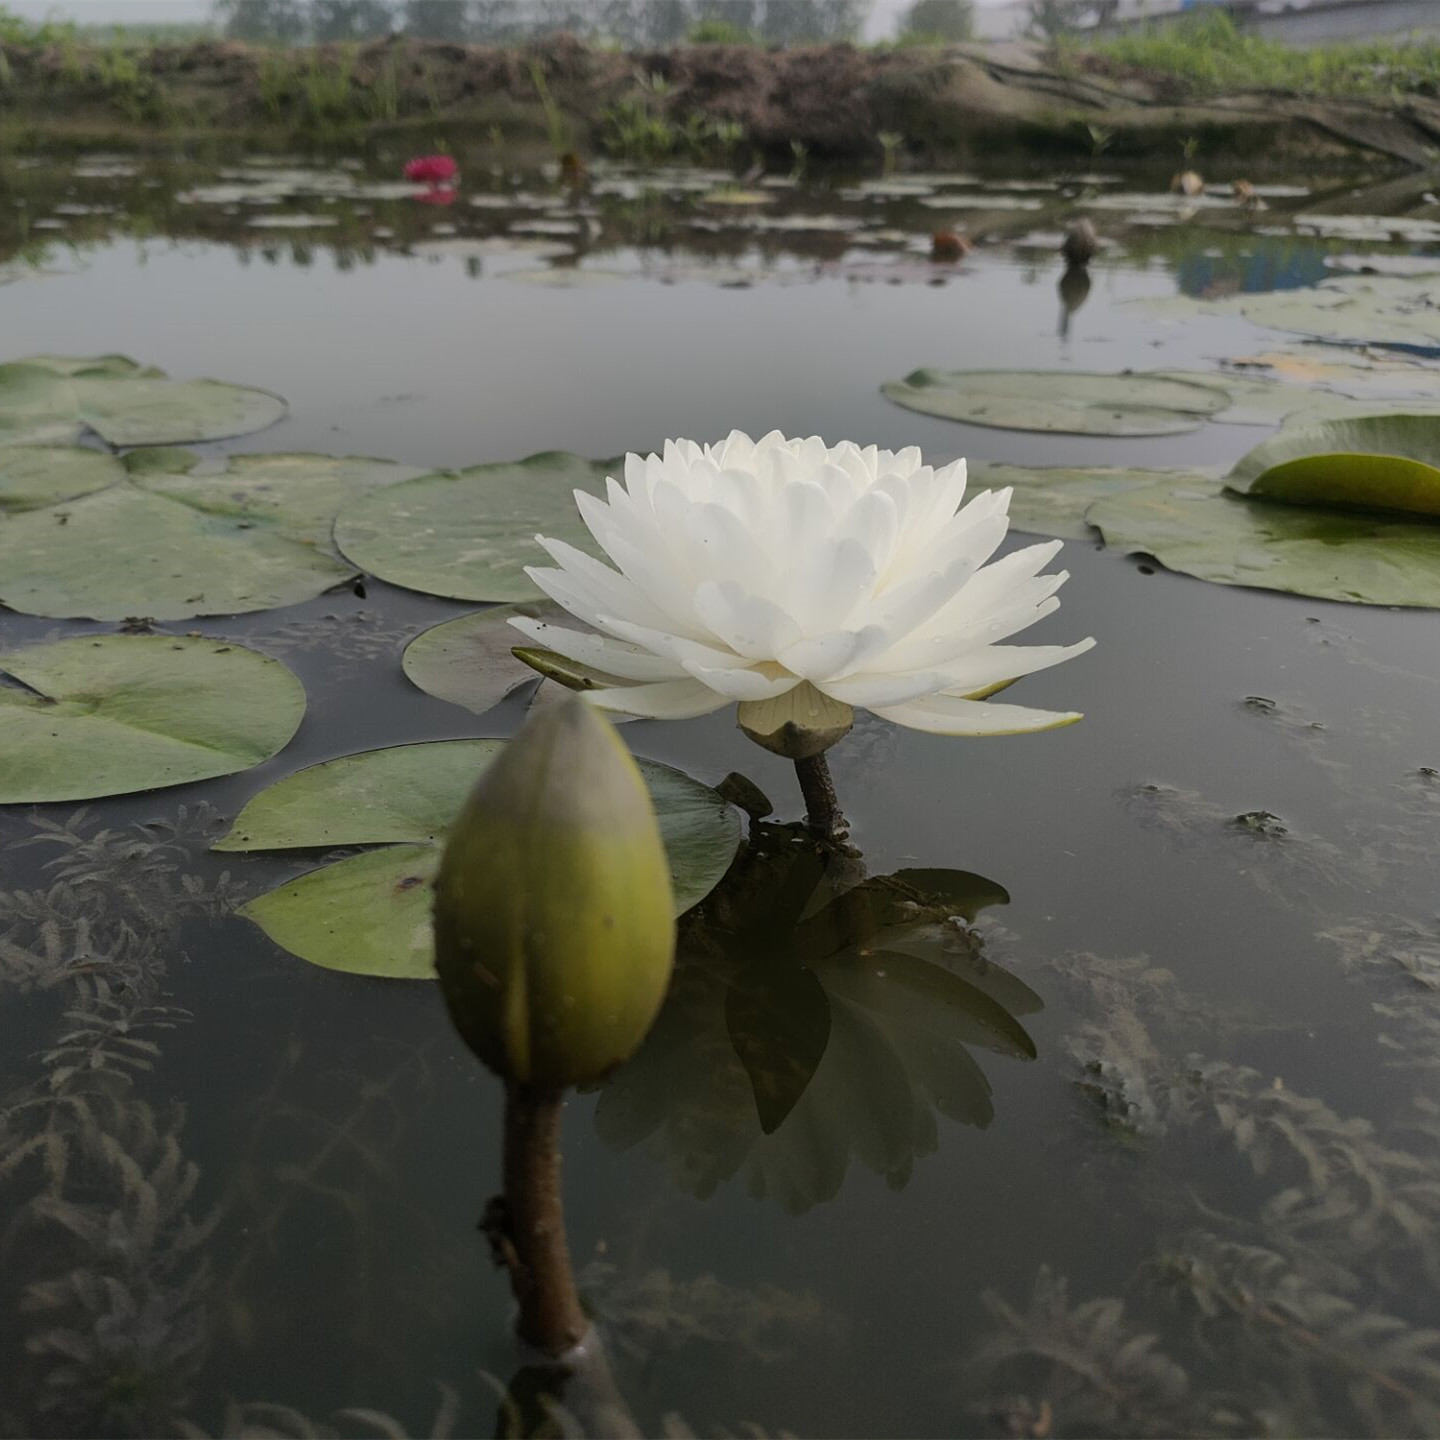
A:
1087,474,1440,608
1228,414,1440,518
0,450,422,620
0,635,305,803
974,463,1209,541
881,369,1229,436
0,354,285,448
402,600,626,717
334,451,613,602
0,446,123,511
215,739,741,977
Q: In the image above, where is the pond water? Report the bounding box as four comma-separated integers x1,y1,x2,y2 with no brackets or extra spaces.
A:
2,144,1439,1438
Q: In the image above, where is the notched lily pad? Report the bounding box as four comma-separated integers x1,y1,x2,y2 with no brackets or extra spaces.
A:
334,451,615,602
0,354,285,448
0,635,305,803
1087,474,1440,609
0,450,423,619
403,601,634,719
214,739,741,978
881,369,1229,436
974,463,1213,541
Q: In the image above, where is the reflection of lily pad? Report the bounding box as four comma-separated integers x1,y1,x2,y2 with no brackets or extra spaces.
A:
334,451,612,602
0,635,305,803
0,450,422,619
1228,414,1440,518
215,740,740,978
1088,474,1440,608
0,354,285,448
1140,276,1440,353
595,825,1038,1213
881,369,1228,436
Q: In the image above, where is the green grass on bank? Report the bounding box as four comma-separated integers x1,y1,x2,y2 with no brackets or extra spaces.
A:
1063,12,1440,100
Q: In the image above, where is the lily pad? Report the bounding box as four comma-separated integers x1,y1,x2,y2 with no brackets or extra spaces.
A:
881,369,1229,436
215,739,741,978
1228,414,1440,519
0,446,124,511
0,354,285,448
1087,474,1440,608
0,450,423,619
402,600,622,716
334,451,613,602
0,635,305,803
972,463,1211,541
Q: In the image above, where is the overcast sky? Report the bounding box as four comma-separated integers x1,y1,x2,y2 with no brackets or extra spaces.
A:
0,0,1025,38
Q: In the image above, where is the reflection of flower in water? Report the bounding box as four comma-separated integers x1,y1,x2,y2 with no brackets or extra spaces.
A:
411,186,458,207
593,823,1041,1214
403,155,458,185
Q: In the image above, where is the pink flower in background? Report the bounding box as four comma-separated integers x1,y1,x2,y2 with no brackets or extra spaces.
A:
404,155,458,184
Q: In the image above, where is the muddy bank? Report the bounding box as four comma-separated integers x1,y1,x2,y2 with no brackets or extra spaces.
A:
2,33,1439,169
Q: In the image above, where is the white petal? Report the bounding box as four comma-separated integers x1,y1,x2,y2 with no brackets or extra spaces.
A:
585,679,730,720
776,625,890,682
871,694,1084,736
932,638,1095,692
530,539,675,631
507,616,686,682
679,662,800,701
789,535,878,633
693,580,802,660
595,615,750,671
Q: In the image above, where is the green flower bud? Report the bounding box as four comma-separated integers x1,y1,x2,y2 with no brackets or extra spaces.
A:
433,695,676,1090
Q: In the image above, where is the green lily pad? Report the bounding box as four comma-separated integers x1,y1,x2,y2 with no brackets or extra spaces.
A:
214,739,741,978
881,369,1229,436
0,451,422,620
0,446,124,511
402,600,625,717
334,451,612,602
0,354,285,448
0,635,305,803
1228,414,1440,519
1087,474,1440,608
974,463,1210,540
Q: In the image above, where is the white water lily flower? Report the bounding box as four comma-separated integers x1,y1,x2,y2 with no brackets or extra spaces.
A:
511,431,1094,745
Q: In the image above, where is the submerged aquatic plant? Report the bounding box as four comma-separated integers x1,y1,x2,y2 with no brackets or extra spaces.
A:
511,431,1093,834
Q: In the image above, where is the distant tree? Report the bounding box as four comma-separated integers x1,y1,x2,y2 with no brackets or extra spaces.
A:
692,0,756,34
1024,0,1098,40
468,0,526,41
217,0,308,43
899,0,973,43
309,0,396,41
639,0,693,44
402,0,470,38
758,0,866,45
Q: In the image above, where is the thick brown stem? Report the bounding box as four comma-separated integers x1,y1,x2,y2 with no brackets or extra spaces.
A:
794,753,847,839
494,1082,588,1355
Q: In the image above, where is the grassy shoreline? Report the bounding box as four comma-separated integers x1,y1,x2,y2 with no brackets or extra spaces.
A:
0,21,1437,170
